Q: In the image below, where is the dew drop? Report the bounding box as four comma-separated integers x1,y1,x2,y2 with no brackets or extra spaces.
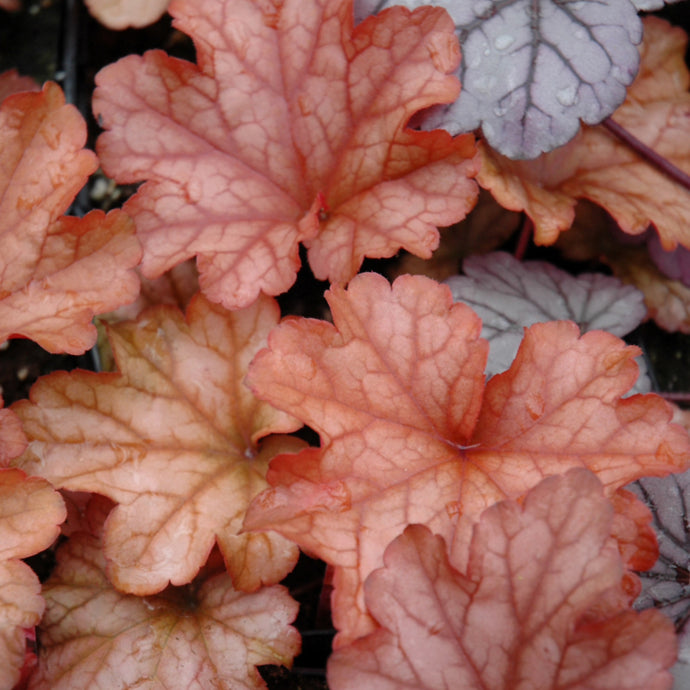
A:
494,34,514,51
556,85,578,107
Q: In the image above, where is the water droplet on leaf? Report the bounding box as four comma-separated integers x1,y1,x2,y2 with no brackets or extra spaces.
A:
556,85,578,107
494,35,514,51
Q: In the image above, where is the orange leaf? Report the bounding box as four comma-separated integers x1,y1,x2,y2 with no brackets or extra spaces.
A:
244,272,690,644
0,560,44,690
0,465,65,689
13,294,303,595
478,17,690,248
0,468,65,562
0,398,26,465
328,471,677,689
29,510,300,690
92,0,478,309
0,82,141,354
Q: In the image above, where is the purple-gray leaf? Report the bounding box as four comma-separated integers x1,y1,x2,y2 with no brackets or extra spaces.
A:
648,231,690,288
628,472,690,688
444,252,650,390
356,0,642,159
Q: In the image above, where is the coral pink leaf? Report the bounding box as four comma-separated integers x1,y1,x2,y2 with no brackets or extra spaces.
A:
29,529,300,689
0,468,65,561
13,294,302,595
328,470,677,689
245,272,690,643
93,0,478,309
84,0,170,29
478,17,690,249
0,400,27,466
0,466,64,689
0,560,44,690
0,82,141,354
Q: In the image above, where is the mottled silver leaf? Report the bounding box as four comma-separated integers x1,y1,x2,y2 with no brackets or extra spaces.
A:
356,0,642,159
444,252,650,392
628,472,690,689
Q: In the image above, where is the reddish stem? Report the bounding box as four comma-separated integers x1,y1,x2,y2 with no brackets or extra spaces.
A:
602,117,690,193
315,563,334,629
514,215,533,260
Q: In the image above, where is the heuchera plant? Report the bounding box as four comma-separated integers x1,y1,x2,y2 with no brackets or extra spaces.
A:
2,0,690,687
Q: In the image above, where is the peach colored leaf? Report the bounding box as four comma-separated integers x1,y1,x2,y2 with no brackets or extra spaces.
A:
92,0,478,309
105,260,199,323
477,17,690,249
328,470,677,690
389,190,521,283
0,399,26,466
0,69,38,103
0,467,65,690
30,528,300,689
0,468,65,562
0,560,44,690
607,244,690,334
0,82,141,354
13,294,302,595
84,0,170,29
244,272,690,644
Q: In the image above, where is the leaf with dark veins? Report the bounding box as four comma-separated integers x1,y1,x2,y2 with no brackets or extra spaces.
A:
444,252,649,385
357,0,642,159
628,471,690,687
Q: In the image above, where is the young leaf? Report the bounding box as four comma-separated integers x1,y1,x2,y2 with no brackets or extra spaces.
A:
84,0,170,29
445,251,647,377
478,17,690,248
357,0,642,159
29,507,300,690
0,83,141,354
245,272,690,643
93,0,478,309
328,471,677,690
13,294,303,595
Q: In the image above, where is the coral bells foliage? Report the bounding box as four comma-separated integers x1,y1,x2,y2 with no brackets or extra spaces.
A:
92,0,478,309
1,0,690,687
328,471,676,689
14,294,304,596
244,273,690,645
0,83,140,354
0,402,65,690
